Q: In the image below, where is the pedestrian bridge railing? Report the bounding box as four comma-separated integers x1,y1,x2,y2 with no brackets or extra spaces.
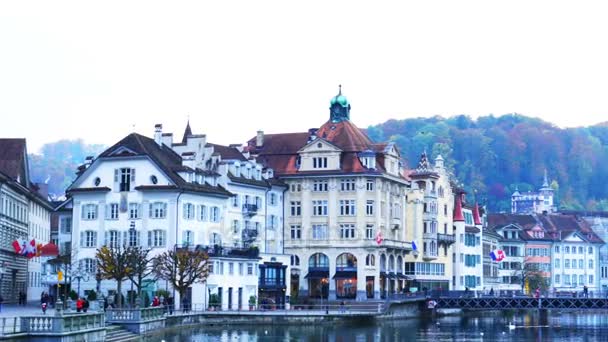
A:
105,306,166,322
435,297,608,310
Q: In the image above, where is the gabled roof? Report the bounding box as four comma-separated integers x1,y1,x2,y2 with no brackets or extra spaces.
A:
207,143,248,161
75,133,231,197
0,138,28,185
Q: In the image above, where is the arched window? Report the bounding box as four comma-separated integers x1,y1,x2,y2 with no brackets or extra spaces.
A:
380,254,387,272
397,256,403,273
388,255,395,272
309,253,329,268
291,255,300,266
336,253,357,269
365,254,375,266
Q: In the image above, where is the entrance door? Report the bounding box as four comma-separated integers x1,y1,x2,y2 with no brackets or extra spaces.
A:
228,288,233,310
366,276,374,298
218,287,223,311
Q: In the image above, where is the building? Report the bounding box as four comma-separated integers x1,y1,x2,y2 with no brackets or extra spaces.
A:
482,228,502,291
511,170,556,214
452,193,484,291
247,87,417,301
0,138,52,303
404,153,456,293
487,215,528,294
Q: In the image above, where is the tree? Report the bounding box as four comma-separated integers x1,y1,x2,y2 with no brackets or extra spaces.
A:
152,248,210,309
125,247,154,306
512,259,551,294
96,245,132,308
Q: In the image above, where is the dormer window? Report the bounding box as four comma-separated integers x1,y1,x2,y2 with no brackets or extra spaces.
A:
246,166,252,178
313,157,328,169
235,164,241,177
115,168,135,192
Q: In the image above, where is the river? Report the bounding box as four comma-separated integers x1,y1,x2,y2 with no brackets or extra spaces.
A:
147,311,608,341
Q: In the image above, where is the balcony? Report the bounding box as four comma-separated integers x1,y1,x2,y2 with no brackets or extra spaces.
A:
423,232,437,239
242,227,259,243
177,244,260,259
242,204,258,217
437,233,456,245
423,251,438,261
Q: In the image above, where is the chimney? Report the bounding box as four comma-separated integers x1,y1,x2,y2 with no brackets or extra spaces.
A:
256,130,264,147
161,133,173,147
154,124,163,145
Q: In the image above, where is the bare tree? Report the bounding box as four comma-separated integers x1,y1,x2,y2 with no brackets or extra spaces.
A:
125,247,154,306
152,248,210,309
96,245,132,307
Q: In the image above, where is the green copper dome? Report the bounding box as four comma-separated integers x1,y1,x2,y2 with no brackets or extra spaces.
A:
330,94,349,107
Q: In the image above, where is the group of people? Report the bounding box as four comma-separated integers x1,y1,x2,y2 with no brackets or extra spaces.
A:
76,297,90,312
17,291,27,305
40,292,52,313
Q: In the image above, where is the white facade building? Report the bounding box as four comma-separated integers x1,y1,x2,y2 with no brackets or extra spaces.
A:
552,232,600,293
452,196,484,291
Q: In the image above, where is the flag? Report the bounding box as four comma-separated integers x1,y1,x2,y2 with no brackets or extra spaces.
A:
412,241,418,252
376,231,383,245
490,249,505,262
12,238,27,255
25,239,37,259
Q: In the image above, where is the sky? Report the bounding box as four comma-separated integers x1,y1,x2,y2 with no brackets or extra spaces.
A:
2,1,608,154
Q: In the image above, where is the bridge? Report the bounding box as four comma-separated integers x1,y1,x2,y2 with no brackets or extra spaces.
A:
435,297,608,310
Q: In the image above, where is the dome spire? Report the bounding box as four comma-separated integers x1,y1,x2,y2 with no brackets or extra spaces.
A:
329,84,351,123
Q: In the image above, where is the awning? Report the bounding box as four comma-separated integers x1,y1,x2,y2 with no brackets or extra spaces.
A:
397,273,413,280
465,226,481,233
380,271,387,277
304,269,329,279
332,271,357,279
387,272,397,279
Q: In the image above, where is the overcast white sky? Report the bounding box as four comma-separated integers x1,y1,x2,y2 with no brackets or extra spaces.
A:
2,1,608,153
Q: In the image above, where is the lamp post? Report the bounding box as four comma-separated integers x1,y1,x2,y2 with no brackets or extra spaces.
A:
72,266,90,298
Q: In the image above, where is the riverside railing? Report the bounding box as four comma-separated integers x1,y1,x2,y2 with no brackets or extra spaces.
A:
106,306,166,322
0,317,22,336
167,302,386,315
21,312,105,334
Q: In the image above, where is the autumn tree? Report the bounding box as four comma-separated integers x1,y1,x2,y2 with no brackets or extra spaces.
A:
96,245,132,307
152,248,210,309
125,247,154,306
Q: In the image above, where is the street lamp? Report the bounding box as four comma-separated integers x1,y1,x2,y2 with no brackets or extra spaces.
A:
72,266,90,298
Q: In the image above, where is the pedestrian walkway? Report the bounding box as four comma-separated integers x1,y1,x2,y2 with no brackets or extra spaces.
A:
0,303,57,317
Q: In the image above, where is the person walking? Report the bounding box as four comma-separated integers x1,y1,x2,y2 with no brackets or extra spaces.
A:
41,292,49,314
76,297,84,313
584,285,589,298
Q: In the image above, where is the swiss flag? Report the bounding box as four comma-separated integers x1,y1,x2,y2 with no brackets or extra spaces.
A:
376,231,383,245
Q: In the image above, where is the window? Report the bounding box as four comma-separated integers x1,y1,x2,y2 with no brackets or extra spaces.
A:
183,203,195,220
565,259,570,268
555,274,560,284
198,205,208,221
229,262,234,275
339,200,356,216
239,263,244,275
565,246,570,254
579,259,584,269
81,204,98,220
312,157,328,169
115,168,135,192
365,224,374,239
589,259,594,269
231,220,240,233
365,200,374,216
290,201,301,216
589,275,594,284
182,230,194,246
269,193,277,205
290,225,302,240
107,230,120,248
365,254,375,266
106,203,119,220
313,180,328,192
247,263,254,275
290,183,302,192
312,200,328,216
82,259,96,274
59,217,72,234
555,246,560,253
339,224,356,239
232,195,240,207
255,196,262,208
555,258,560,268
80,231,97,248
148,230,166,247
128,203,140,219
340,179,356,191
578,247,584,254
366,179,374,191
579,275,584,285
291,255,300,266
128,229,139,247
210,207,220,222
564,275,570,285
312,224,328,239
149,202,167,219
589,247,594,254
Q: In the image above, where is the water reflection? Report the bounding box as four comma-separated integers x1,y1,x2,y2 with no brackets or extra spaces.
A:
148,311,608,342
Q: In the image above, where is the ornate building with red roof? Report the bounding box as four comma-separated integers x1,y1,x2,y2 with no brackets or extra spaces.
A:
247,88,451,300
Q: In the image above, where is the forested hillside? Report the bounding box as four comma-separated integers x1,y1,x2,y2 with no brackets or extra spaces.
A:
28,140,105,198
367,114,608,212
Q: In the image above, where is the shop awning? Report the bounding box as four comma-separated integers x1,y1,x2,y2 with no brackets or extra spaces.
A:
332,271,357,279
387,272,397,279
397,273,413,280
304,270,329,279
